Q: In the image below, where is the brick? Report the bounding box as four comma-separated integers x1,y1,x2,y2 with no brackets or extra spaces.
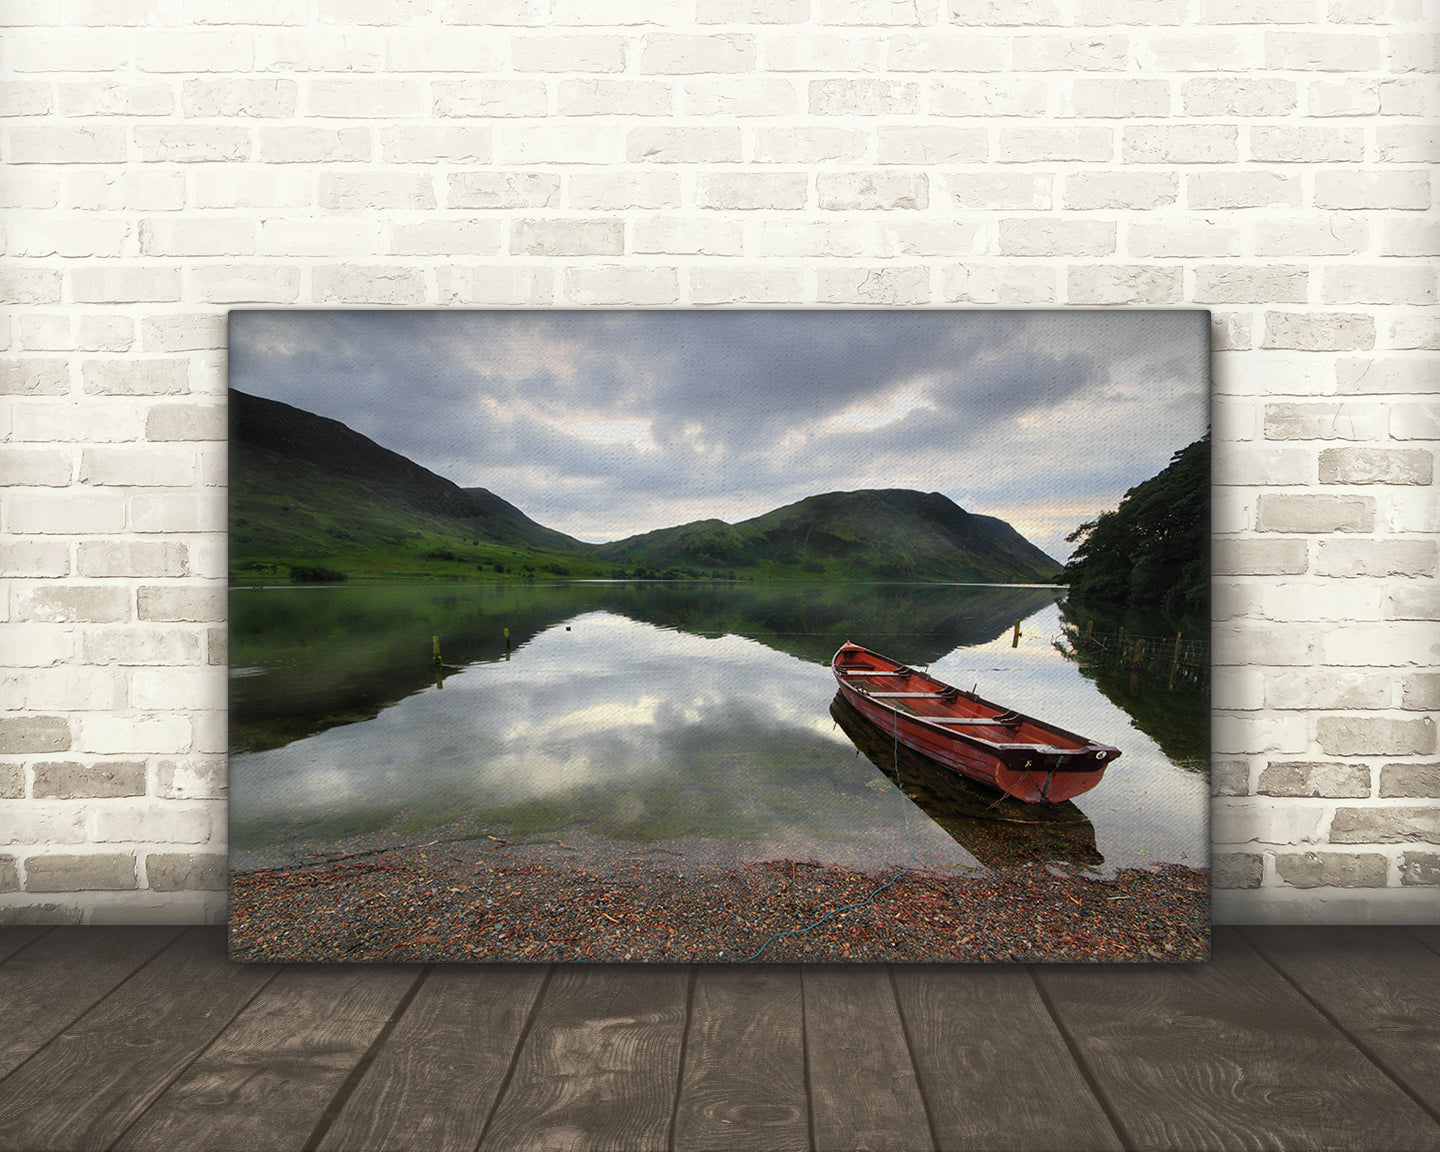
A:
0,623,74,667
1253,217,1369,257
512,219,624,257
1322,265,1436,307
1012,33,1129,71
6,125,126,164
563,267,679,306
192,168,310,210
312,266,427,305
997,126,1113,163
1137,32,1259,71
307,78,425,118
1318,716,1436,757
134,126,251,163
72,268,183,304
0,446,70,486
447,172,560,209
1307,78,1381,117
0,858,16,894
823,0,936,21
0,716,71,754
816,266,929,306
944,173,1052,211
8,492,127,535
25,854,137,892
999,219,1115,257
698,0,809,18
1212,797,1324,842
155,757,227,800
1211,760,1250,797
32,760,146,799
762,33,885,73
1195,266,1307,304
0,359,69,397
134,30,252,72
146,853,226,892
1265,671,1390,711
1258,761,1370,798
1390,403,1439,442
1314,170,1431,211
1253,126,1365,164
9,217,130,259
380,127,491,164
257,126,372,164
1067,78,1170,118
931,78,1046,116
1320,448,1432,485
558,79,672,117
639,33,755,74
875,221,983,257
632,218,745,256
1214,624,1316,667
182,78,296,118
319,172,436,211
698,173,809,211
437,267,554,305
1182,77,1295,116
389,221,502,256
1189,171,1300,210
1322,624,1437,669
1255,494,1373,533
0,268,62,305
875,127,987,165
1266,31,1382,71
136,586,224,623
809,78,920,116
1212,852,1263,889
1317,539,1436,578
1331,805,1440,844
83,627,203,666
0,542,71,578
567,172,681,211
1378,125,1440,165
626,127,741,164
1401,675,1440,711
1264,401,1387,439
1127,220,1240,259
1123,124,1238,164
817,172,927,211
260,29,384,71
1274,852,1388,889
512,34,626,71
1213,538,1307,575
1381,762,1440,799
1381,219,1440,259
433,79,547,118
1401,853,1440,887
684,78,800,118
688,268,805,305
0,79,53,115
1067,266,1182,305
751,127,868,164
81,359,190,397
442,0,548,24
951,0,1062,24
146,404,225,442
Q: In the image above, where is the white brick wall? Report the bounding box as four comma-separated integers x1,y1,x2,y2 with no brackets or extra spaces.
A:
1,2,1435,926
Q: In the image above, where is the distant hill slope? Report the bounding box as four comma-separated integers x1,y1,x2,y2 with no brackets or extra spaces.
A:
597,489,1061,583
229,389,591,581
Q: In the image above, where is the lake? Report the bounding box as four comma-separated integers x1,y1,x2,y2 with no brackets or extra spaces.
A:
228,581,1209,879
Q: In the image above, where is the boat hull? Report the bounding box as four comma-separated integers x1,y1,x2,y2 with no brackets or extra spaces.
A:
832,641,1118,804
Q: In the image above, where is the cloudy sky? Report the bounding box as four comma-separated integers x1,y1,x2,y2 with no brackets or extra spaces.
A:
228,309,1209,562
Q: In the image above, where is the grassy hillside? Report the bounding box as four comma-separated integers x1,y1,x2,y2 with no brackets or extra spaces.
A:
230,390,1062,586
596,489,1061,583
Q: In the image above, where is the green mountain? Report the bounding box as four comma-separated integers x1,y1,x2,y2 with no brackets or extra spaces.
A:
229,389,598,583
230,389,1061,585
596,489,1061,583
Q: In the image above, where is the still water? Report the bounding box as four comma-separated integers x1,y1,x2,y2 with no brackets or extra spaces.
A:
229,582,1208,877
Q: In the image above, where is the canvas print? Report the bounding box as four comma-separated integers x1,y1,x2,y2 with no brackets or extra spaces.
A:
227,309,1211,964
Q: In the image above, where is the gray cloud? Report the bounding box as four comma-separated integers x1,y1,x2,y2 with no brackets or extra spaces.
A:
229,309,1209,559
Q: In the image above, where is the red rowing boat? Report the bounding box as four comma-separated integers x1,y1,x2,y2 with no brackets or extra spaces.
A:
831,641,1120,804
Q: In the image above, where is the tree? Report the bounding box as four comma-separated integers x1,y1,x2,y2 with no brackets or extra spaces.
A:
1059,433,1209,621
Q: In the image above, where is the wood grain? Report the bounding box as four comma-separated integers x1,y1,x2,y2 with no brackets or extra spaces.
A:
802,965,933,1152
0,927,51,964
892,963,1123,1151
111,963,422,1152
672,965,808,1152
477,964,690,1152
315,964,548,1152
1243,925,1440,1125
0,926,182,1080
1034,927,1440,1151
0,928,276,1152
1410,926,1440,957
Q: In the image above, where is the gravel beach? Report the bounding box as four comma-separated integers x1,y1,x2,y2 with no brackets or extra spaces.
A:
230,836,1210,965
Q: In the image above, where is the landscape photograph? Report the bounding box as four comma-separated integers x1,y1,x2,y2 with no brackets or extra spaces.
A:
227,309,1211,964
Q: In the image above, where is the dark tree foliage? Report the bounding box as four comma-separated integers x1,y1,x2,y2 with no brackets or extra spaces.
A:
1058,434,1209,621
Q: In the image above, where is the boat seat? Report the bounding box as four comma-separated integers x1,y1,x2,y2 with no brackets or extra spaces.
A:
862,691,952,698
919,716,1018,727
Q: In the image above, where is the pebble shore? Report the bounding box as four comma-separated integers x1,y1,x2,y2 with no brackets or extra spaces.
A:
230,839,1209,964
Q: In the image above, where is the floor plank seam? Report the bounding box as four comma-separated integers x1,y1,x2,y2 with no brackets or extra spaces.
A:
1027,967,1136,1152
300,963,433,1152
665,965,699,1152
886,967,940,1152
472,963,556,1152
1237,927,1440,1134
0,926,56,966
99,944,287,1152
799,968,818,1152
1403,927,1440,959
0,927,186,1098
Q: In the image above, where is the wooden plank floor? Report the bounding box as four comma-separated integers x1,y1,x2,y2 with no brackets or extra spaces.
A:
0,927,1437,1152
